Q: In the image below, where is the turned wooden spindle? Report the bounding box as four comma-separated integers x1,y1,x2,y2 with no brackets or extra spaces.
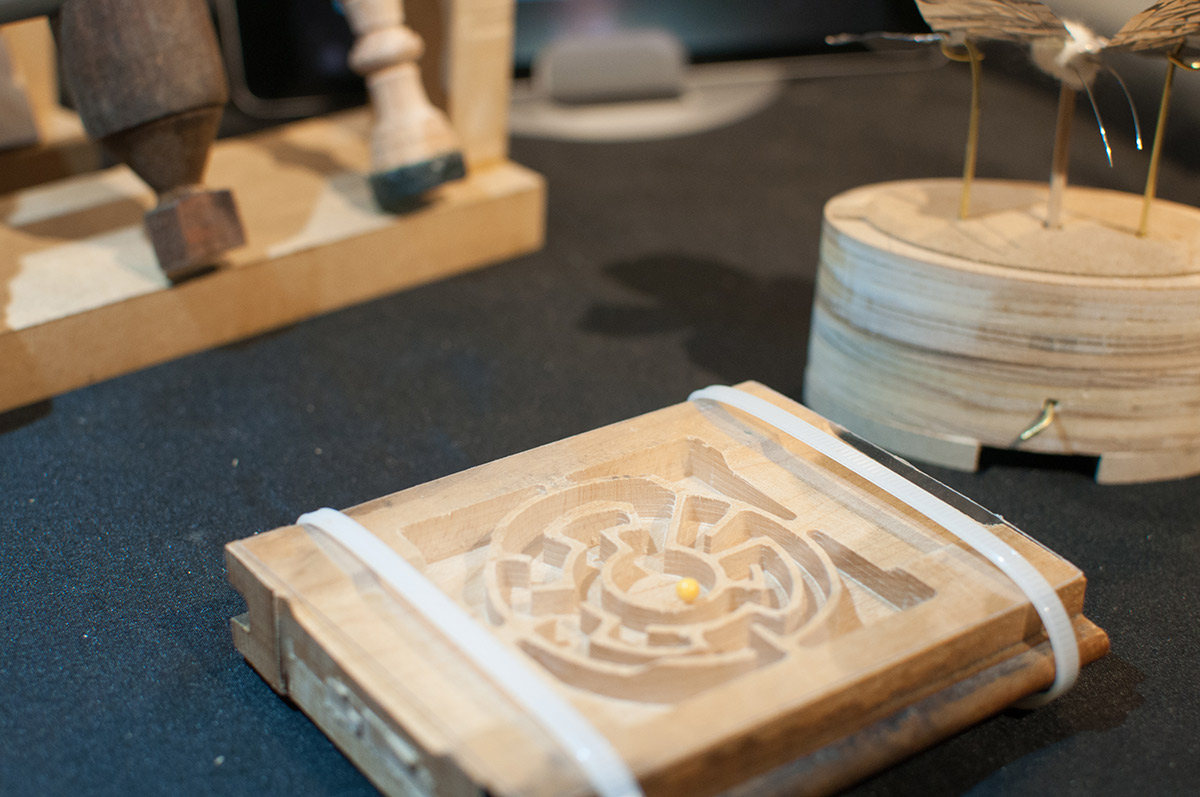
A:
341,0,465,210
52,0,244,281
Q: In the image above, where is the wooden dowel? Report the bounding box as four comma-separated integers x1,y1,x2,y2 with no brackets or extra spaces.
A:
960,41,983,220
939,39,983,220
1046,83,1075,230
1139,58,1177,237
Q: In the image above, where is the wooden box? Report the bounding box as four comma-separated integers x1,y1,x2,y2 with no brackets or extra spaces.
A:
227,382,1107,796
0,0,544,415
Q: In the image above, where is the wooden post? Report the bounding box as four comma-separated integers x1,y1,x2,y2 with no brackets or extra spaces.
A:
1045,83,1075,229
959,42,983,220
1139,57,1178,237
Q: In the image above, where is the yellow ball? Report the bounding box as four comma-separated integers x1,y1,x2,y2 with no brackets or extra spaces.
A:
675,577,701,603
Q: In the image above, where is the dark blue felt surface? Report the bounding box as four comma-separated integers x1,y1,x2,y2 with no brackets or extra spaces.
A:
2,66,1197,795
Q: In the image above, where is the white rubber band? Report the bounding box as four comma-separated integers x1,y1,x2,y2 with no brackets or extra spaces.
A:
688,385,1079,706
297,507,644,797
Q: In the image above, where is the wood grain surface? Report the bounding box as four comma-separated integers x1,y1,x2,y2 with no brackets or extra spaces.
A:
227,382,1107,796
805,178,1200,484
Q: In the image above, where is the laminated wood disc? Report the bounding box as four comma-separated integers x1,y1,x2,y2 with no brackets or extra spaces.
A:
805,178,1200,484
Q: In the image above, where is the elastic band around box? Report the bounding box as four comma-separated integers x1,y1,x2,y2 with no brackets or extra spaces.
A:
687,384,1079,707
297,507,644,797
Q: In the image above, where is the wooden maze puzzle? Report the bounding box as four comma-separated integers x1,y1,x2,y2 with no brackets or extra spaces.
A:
227,383,1107,796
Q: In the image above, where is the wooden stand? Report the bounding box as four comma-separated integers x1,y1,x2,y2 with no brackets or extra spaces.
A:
0,109,543,414
0,0,543,415
227,382,1107,796
804,178,1200,484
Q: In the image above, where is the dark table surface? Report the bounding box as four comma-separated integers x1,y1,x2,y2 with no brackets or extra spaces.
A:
3,59,1198,796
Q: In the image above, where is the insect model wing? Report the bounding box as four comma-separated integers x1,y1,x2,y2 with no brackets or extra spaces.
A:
914,0,1067,43
1109,0,1200,52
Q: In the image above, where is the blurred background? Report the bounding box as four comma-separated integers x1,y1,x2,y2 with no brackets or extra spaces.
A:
203,0,1199,161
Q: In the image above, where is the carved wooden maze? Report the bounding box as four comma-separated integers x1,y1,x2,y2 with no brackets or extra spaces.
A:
478,440,936,704
228,383,1107,796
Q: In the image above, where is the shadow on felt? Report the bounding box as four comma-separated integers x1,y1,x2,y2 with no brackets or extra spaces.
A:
580,253,815,397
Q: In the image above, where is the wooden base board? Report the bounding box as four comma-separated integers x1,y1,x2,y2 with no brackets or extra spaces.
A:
805,178,1200,484
0,108,545,414
227,382,1107,796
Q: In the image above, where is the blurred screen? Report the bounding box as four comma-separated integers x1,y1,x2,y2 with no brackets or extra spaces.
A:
228,0,364,103
222,0,927,112
513,0,927,70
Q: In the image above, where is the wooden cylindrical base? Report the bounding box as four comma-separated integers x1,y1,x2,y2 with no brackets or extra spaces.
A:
804,178,1200,484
